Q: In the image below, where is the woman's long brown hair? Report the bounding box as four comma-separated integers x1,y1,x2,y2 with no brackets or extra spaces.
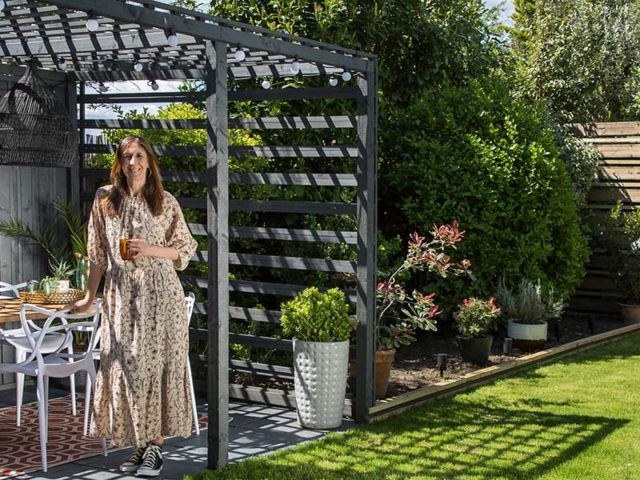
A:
104,136,164,216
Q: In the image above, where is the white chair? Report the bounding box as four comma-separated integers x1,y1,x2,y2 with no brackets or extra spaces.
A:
0,281,26,299
0,296,78,425
82,293,200,436
0,301,107,472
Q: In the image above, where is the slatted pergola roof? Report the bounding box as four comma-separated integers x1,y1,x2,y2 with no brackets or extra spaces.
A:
0,0,374,81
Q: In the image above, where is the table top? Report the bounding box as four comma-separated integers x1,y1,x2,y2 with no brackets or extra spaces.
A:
0,298,68,325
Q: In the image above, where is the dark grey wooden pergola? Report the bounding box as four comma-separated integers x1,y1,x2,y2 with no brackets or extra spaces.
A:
0,0,377,469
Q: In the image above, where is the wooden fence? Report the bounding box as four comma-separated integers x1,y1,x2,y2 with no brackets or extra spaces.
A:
571,122,640,318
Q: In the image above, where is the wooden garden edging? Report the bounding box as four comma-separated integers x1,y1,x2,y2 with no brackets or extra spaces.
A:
367,322,640,422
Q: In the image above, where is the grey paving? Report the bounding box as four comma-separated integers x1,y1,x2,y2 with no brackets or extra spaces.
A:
0,386,352,480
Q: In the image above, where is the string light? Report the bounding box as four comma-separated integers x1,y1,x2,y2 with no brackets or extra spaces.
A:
133,62,144,72
97,82,108,93
166,31,179,47
234,47,246,62
147,79,159,91
328,76,338,87
0,1,7,11
85,15,99,32
341,71,352,82
289,58,301,75
261,77,271,89
57,57,68,70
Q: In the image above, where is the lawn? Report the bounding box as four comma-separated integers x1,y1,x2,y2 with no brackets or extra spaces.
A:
186,333,640,480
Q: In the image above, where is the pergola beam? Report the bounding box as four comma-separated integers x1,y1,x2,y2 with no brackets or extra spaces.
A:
44,0,370,71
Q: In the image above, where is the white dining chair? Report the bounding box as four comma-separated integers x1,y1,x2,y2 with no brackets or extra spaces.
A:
82,293,200,436
0,281,26,299
0,301,107,472
0,300,78,425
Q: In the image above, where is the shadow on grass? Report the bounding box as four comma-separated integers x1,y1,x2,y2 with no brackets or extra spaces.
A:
190,398,628,480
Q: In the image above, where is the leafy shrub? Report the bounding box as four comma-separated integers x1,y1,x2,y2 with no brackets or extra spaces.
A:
495,278,564,325
280,288,353,342
454,297,500,338
382,78,589,308
603,202,640,303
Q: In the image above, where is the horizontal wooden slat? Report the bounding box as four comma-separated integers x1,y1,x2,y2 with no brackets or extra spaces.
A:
587,188,640,203
597,166,640,181
80,115,356,130
594,144,640,158
229,253,357,272
79,86,359,105
230,360,294,379
231,199,357,215
229,172,357,186
572,122,640,138
228,307,282,323
230,226,358,244
230,252,356,273
228,384,296,407
81,168,206,183
84,144,358,158
229,333,292,350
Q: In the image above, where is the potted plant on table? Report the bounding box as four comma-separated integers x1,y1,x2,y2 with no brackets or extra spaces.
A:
281,287,355,429
603,203,640,322
496,278,564,351
454,297,501,366
374,223,472,398
49,257,75,294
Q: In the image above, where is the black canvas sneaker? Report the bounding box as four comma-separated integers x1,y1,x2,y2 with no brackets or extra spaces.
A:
119,446,147,473
137,443,164,477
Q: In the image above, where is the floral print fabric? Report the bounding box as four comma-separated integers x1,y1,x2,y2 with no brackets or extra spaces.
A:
87,186,198,448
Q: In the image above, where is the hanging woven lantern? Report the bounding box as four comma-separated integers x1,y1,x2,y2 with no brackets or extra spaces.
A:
0,66,78,167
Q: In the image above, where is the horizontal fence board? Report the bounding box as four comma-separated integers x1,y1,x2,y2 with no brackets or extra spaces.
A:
230,199,357,215
229,333,292,350
230,360,294,379
229,172,358,187
594,144,640,158
587,187,640,203
598,166,640,181
229,253,357,273
230,226,358,244
572,122,640,137
81,115,356,130
229,307,282,323
81,168,207,183
83,144,358,158
228,280,357,303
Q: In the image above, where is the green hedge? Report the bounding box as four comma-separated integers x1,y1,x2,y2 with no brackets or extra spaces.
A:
381,78,589,310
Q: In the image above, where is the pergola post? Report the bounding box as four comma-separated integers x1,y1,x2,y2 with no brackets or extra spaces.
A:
355,61,378,422
205,39,230,469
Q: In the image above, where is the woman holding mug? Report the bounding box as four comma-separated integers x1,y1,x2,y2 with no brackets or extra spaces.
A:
67,135,197,477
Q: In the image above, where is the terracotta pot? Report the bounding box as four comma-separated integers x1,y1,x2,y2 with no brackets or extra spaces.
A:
348,348,396,400
457,335,493,366
375,349,396,399
619,303,640,324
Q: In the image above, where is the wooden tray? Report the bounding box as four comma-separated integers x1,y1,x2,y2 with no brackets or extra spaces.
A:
19,289,85,304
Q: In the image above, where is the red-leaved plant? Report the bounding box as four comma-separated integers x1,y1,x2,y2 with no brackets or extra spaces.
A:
376,221,472,350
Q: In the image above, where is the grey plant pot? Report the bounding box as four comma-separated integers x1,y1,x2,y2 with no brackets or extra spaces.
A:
293,339,349,429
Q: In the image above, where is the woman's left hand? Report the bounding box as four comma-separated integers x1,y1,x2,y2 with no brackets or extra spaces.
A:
127,239,153,259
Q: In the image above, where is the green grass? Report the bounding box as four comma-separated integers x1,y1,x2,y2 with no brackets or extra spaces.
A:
186,334,640,480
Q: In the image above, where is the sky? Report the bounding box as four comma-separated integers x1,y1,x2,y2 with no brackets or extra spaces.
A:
86,0,517,125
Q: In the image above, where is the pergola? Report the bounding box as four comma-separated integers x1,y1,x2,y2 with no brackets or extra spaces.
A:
0,0,377,469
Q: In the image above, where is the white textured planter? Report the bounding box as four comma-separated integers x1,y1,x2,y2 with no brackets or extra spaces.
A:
507,319,548,352
293,339,349,429
56,279,70,293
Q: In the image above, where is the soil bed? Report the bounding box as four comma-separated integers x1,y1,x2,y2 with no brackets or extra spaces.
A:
387,314,624,397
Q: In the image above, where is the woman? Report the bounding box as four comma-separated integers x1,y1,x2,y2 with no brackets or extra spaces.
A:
68,135,198,477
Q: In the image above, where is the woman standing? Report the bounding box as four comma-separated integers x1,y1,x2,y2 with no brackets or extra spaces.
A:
68,135,198,477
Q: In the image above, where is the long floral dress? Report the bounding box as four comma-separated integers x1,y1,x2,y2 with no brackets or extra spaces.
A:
87,185,198,448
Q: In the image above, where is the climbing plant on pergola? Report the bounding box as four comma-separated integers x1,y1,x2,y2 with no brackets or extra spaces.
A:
0,0,377,469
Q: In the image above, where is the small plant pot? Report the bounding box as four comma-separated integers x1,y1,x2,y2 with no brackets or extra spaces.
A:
507,319,547,352
56,279,70,294
457,335,493,366
348,348,396,400
619,303,640,324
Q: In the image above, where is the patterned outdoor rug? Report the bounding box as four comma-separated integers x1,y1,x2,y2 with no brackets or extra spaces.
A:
0,396,205,479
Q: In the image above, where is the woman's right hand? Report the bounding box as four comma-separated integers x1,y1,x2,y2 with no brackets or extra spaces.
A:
64,296,94,314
